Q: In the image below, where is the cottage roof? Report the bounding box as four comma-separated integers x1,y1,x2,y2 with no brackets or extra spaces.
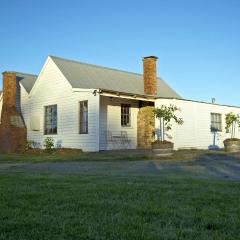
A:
50,55,181,98
16,72,38,93
2,56,181,98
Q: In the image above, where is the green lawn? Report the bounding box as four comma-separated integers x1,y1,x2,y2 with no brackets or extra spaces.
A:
0,151,149,163
0,149,231,163
0,164,240,239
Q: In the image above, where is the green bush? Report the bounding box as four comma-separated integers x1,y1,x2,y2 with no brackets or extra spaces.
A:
25,141,35,151
43,137,54,151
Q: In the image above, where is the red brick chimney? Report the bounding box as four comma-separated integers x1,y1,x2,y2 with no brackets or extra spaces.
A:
143,56,158,95
0,72,27,152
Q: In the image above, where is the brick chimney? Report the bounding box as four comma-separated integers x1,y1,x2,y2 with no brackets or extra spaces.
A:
0,72,26,152
143,56,158,95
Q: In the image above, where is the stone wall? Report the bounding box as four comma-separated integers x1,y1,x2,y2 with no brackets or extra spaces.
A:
137,106,155,149
0,72,27,152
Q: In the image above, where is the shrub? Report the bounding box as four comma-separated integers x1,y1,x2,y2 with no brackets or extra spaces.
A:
43,137,54,151
25,140,35,151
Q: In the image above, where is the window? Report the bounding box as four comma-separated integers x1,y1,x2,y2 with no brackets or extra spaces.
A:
79,101,88,134
211,113,222,132
121,104,131,127
44,105,57,134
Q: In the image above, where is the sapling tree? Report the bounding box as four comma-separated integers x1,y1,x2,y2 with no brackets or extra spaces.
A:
225,112,240,139
153,105,183,142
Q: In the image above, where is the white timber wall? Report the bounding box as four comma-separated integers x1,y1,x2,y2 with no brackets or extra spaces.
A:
155,98,240,149
20,57,100,152
99,96,139,150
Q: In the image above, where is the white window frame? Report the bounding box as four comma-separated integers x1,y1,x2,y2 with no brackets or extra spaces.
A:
211,113,222,132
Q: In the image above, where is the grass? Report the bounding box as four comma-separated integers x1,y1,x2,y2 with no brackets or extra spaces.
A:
0,149,234,163
0,171,240,240
1,151,240,239
0,151,148,163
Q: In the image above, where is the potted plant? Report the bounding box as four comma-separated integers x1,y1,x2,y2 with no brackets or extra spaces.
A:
223,112,240,152
152,105,183,156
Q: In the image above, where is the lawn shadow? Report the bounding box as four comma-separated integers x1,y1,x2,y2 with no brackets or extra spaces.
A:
190,152,240,180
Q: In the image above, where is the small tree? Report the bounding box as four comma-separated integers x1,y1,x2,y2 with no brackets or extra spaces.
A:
225,112,240,139
153,104,183,142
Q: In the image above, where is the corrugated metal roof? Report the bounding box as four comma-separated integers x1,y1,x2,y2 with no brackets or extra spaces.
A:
16,72,38,93
51,56,181,98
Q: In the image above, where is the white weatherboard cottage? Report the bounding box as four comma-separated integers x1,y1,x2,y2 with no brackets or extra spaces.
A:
0,55,240,151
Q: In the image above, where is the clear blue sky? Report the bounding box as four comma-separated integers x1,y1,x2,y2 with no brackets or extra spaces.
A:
0,0,239,105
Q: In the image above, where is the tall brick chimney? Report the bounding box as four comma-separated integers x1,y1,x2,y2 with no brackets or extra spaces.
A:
143,56,158,95
0,72,26,152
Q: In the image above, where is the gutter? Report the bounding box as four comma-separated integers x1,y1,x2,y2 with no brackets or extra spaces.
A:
156,97,240,109
72,87,156,101
99,88,157,101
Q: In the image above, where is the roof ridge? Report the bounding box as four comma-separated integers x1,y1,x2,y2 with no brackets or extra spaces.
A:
15,71,38,77
50,55,163,80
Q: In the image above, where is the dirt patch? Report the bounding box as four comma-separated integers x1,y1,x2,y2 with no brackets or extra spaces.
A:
23,148,83,156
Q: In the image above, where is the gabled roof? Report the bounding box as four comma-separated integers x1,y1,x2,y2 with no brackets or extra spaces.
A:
51,55,181,98
16,72,38,93
0,72,37,94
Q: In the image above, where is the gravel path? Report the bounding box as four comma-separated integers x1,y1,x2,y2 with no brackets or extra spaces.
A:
1,154,240,180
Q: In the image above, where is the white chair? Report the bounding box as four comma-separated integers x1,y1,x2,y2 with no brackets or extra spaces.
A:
121,131,131,148
106,130,115,149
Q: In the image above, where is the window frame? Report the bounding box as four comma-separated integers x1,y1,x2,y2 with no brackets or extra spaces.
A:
210,112,222,132
121,104,131,127
44,104,58,135
79,100,88,134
